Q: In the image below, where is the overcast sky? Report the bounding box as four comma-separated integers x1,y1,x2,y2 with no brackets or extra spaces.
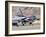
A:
12,6,40,17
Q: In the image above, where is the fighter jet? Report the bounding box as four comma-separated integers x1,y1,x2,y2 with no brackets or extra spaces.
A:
12,8,37,26
12,15,37,26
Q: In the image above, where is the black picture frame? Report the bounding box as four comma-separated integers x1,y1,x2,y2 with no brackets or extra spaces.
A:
5,1,45,36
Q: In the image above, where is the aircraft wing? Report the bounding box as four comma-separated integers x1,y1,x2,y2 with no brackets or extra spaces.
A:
12,16,26,21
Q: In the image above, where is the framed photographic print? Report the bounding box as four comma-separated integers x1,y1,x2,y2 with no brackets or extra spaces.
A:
5,1,45,36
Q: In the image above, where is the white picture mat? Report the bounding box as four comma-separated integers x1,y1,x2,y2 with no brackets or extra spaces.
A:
8,2,43,34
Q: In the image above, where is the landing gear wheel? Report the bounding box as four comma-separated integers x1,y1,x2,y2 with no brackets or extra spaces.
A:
23,24,24,26
29,22,32,24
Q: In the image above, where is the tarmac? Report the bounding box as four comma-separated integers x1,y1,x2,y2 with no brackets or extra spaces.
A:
12,20,40,31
